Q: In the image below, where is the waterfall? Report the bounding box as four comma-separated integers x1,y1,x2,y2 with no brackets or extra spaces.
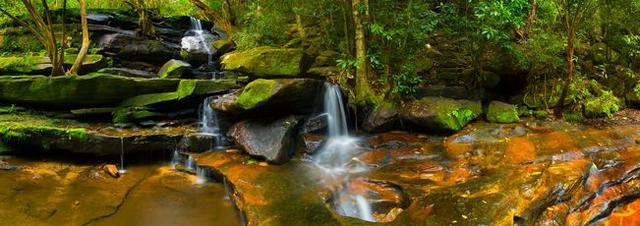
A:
170,150,181,169
195,167,208,185
186,17,213,63
118,137,127,174
186,155,196,171
313,83,375,222
199,96,227,150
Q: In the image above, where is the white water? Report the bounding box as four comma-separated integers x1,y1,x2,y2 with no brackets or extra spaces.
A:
313,83,375,222
186,155,196,171
118,137,127,174
170,150,181,169
199,96,227,150
182,17,214,63
195,167,208,185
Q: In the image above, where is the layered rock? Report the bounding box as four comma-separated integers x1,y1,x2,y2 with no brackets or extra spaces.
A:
0,54,108,75
157,59,191,78
400,97,482,132
221,47,314,78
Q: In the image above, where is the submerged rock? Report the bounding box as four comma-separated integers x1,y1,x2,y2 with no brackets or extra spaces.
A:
400,97,482,132
102,164,120,178
221,47,314,78
157,59,191,78
228,115,302,164
212,78,323,115
486,101,519,123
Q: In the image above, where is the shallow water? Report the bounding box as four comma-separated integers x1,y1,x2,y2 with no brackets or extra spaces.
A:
0,156,241,226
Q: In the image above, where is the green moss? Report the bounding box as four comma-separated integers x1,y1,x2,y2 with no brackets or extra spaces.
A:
0,121,87,144
112,107,162,124
221,47,313,77
486,101,520,123
405,97,482,132
157,59,191,78
236,79,278,109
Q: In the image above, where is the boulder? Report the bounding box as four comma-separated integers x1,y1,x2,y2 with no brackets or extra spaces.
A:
180,32,218,63
301,114,328,134
157,59,191,78
363,104,399,132
100,34,177,65
299,133,325,154
400,97,482,132
486,101,519,123
212,78,323,115
212,38,236,56
228,115,301,164
220,47,314,78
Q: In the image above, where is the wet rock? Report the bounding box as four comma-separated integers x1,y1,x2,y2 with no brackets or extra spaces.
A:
211,38,236,56
221,47,314,78
335,177,409,222
228,115,302,164
212,78,323,115
363,104,399,133
180,32,219,63
400,97,482,132
299,133,326,154
301,114,328,134
97,67,156,78
102,164,120,178
157,59,191,78
486,101,519,123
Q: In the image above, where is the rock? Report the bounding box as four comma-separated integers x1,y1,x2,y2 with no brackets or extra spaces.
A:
180,32,219,63
119,79,236,108
0,54,108,75
211,38,236,56
299,133,326,154
363,104,399,132
101,34,177,65
0,112,196,155
301,114,328,134
0,74,236,108
307,66,339,77
228,115,302,164
486,101,519,123
212,78,323,115
335,178,409,222
112,106,163,124
97,67,156,78
157,59,191,78
400,97,482,132
102,164,120,178
221,47,314,78
311,50,341,67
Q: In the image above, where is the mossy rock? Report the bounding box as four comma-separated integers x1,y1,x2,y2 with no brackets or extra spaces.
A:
400,97,482,132
221,47,314,78
212,38,236,55
486,101,519,123
212,78,323,115
0,73,180,108
112,106,163,124
0,54,108,75
119,79,236,107
157,59,191,78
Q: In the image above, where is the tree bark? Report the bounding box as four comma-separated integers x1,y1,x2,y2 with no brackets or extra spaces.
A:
69,0,90,75
352,0,379,105
555,27,576,115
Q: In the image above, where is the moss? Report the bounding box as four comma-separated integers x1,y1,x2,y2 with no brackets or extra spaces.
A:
486,101,520,123
157,59,191,78
236,79,278,110
0,121,87,144
221,47,313,77
112,107,162,124
403,97,482,132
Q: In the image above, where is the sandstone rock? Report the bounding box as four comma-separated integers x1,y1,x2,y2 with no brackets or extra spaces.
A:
102,164,120,178
228,115,301,164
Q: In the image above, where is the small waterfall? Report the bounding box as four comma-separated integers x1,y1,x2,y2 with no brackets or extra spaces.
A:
195,167,208,185
187,17,213,63
186,155,197,171
199,96,227,150
118,137,127,174
170,150,181,169
313,83,375,222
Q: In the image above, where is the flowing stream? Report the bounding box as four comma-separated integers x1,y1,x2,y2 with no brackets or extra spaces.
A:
313,83,375,222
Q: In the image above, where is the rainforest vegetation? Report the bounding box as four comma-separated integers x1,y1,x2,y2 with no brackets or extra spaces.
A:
1,0,640,225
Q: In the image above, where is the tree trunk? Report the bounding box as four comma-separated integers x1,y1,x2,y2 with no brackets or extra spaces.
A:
352,0,379,105
69,0,89,75
342,0,355,57
133,0,156,37
555,27,576,115
518,0,538,40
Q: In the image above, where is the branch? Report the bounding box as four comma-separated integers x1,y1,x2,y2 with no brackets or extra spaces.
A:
0,7,46,45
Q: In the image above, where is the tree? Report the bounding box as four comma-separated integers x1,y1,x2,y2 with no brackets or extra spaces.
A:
187,0,234,36
123,0,157,38
351,0,380,105
554,0,597,115
69,0,89,75
0,0,67,75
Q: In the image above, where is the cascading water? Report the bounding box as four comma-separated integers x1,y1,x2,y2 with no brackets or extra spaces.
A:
118,137,127,174
313,83,375,222
183,17,214,63
199,96,228,150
